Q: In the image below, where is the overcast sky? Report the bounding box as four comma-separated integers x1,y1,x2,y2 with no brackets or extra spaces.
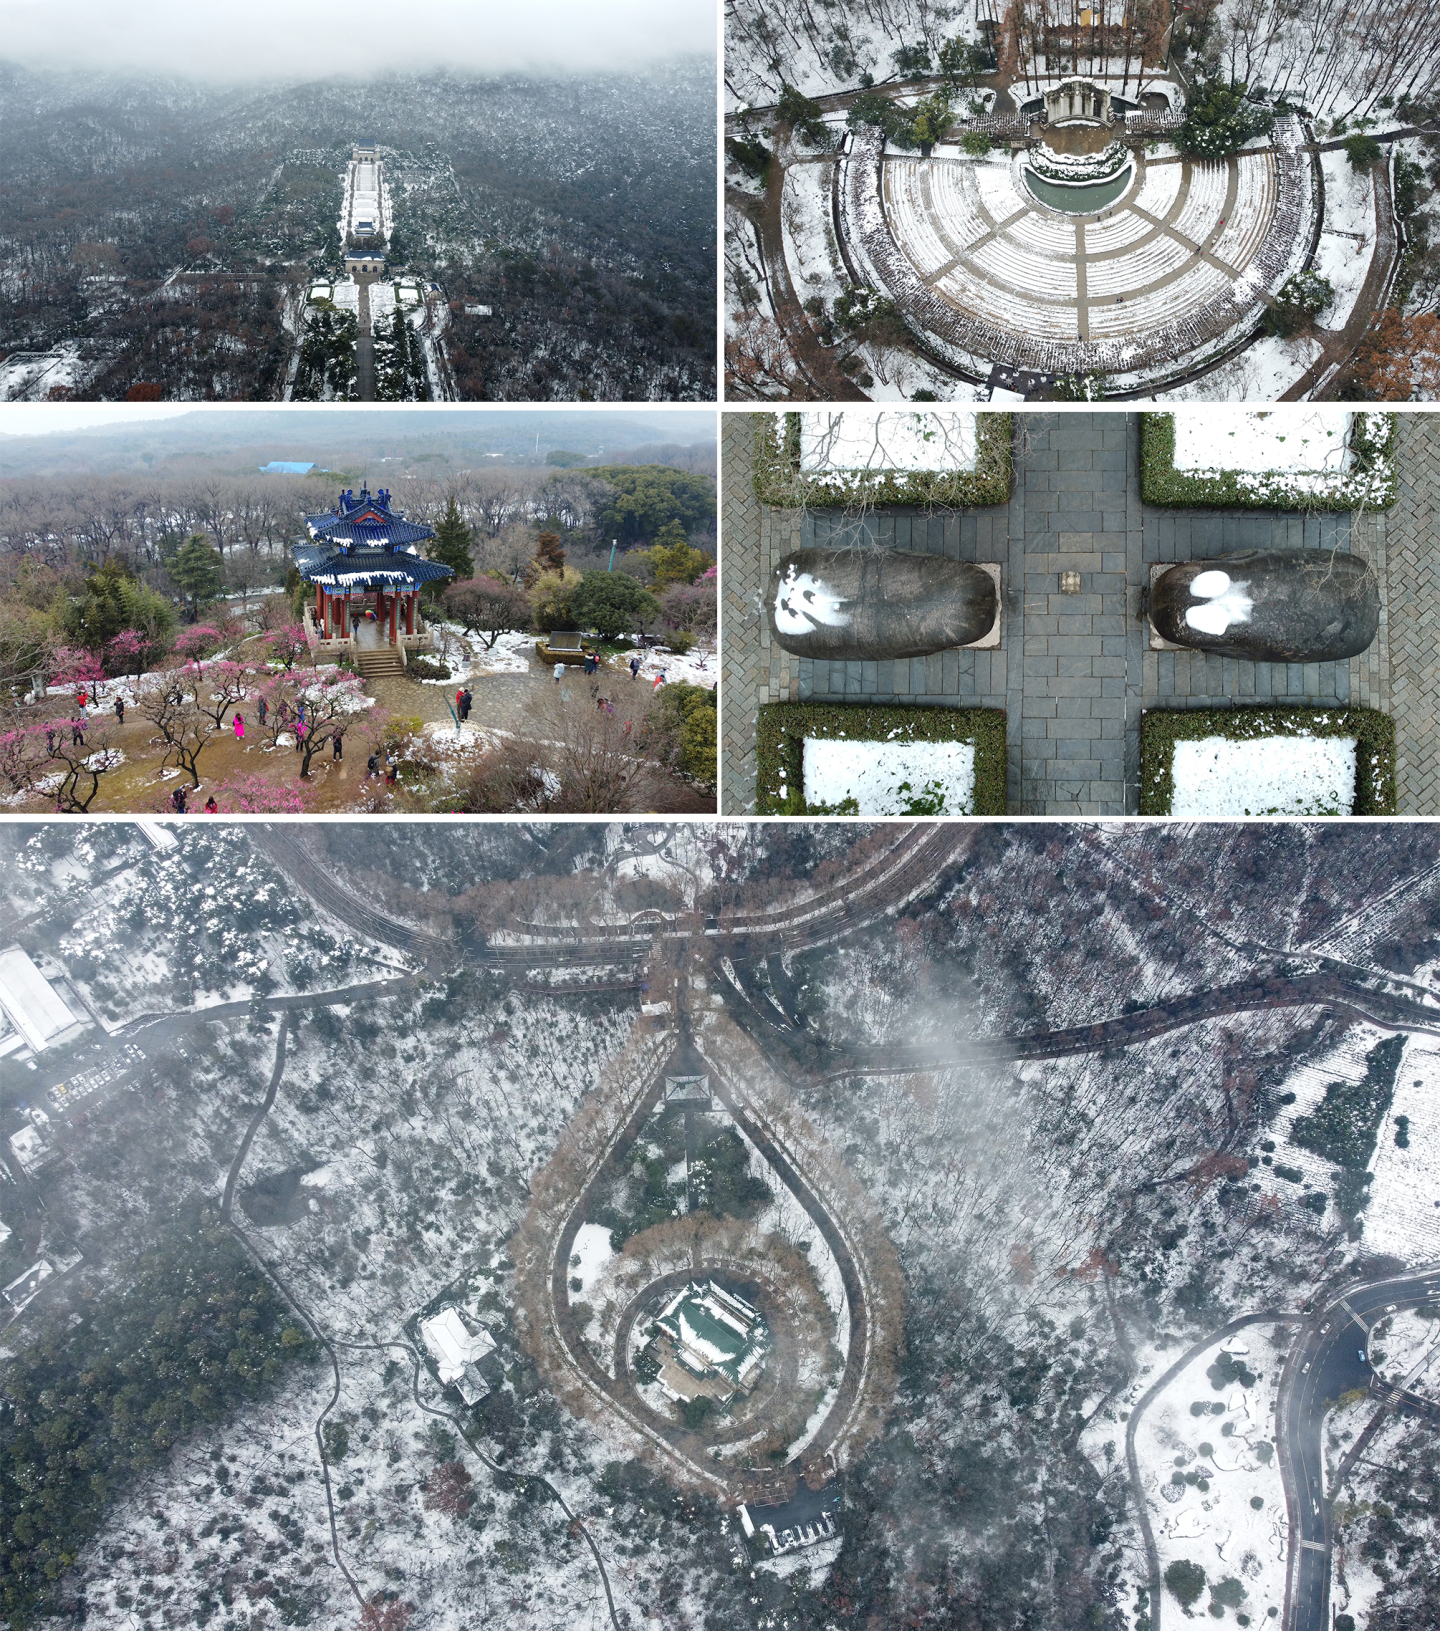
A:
5,0,715,80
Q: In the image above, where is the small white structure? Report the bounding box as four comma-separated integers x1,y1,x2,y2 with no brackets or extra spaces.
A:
0,1218,12,1246
134,818,179,851
1043,79,1113,126
464,304,493,317
8,1124,54,1177
0,947,84,1055
3,1259,52,1312
420,1306,496,1405
738,1501,838,1555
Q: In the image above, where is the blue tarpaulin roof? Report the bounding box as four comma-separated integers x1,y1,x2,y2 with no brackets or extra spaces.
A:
261,461,316,474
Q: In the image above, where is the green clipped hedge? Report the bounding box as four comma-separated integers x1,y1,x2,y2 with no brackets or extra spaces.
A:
756,702,1007,815
1140,413,1398,511
753,412,1013,509
1140,707,1396,816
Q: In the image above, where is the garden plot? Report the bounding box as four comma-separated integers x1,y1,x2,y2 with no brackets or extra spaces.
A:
1359,1040,1440,1264
781,158,847,307
1174,409,1353,478
1315,151,1376,331
1133,1328,1290,1625
798,411,978,474
1170,735,1356,818
802,736,975,815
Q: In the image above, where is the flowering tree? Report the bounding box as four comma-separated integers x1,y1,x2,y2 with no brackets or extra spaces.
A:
206,773,317,814
0,723,57,801
173,625,225,665
105,628,160,689
50,647,107,694
422,1461,475,1518
263,625,310,672
264,669,368,777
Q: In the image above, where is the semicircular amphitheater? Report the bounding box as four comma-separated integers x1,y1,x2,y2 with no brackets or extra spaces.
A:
840,115,1314,390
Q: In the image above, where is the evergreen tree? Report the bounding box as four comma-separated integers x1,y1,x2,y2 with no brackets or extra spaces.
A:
428,496,474,584
168,535,223,622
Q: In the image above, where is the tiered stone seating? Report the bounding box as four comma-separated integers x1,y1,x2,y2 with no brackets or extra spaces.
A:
835,114,1310,386
883,162,957,277
1210,153,1277,271
1085,231,1193,297
1171,158,1230,244
1129,162,1183,220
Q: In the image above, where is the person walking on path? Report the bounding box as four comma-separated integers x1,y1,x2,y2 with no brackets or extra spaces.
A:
233,712,245,742
629,654,641,680
114,696,125,725
171,786,188,814
71,717,85,745
295,719,307,753
554,662,565,684
45,726,56,754
77,686,87,711
456,687,465,715
258,695,268,727
333,731,343,761
459,689,473,722
652,670,666,693
365,751,380,779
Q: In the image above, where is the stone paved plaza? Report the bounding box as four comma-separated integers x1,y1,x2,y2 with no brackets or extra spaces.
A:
719,411,1426,816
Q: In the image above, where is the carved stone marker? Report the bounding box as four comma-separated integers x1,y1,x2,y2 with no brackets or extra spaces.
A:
767,549,997,660
1149,550,1379,663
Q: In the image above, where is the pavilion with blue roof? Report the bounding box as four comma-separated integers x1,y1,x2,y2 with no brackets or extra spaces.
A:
293,484,453,648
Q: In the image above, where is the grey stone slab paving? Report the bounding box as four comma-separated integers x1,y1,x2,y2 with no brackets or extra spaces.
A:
720,410,1397,816
1376,413,1440,812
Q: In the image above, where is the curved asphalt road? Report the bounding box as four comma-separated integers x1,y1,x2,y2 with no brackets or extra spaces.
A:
1280,1267,1440,1631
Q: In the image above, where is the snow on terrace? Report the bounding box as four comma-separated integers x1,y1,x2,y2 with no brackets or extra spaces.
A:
1174,409,1352,477
1170,736,1356,818
1360,1039,1440,1263
1131,1328,1290,1624
803,738,976,816
798,410,978,475
1315,150,1377,331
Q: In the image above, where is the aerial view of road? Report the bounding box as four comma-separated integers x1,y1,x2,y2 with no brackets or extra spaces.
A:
1,819,1439,1631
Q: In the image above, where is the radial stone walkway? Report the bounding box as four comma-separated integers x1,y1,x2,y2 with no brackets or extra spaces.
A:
722,413,1388,816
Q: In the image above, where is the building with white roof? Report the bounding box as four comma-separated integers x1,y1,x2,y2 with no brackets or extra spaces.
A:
419,1306,496,1405
0,947,85,1055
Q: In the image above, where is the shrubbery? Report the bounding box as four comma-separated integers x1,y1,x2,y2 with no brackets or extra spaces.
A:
1176,80,1275,159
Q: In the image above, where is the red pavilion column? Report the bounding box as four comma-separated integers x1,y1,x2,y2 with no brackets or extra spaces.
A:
389,593,399,645
406,592,416,635
314,585,323,627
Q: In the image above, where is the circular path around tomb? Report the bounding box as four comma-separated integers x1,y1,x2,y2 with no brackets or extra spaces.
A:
838,119,1316,388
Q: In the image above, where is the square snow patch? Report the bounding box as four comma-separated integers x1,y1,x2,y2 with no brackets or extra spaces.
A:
802,737,975,815
1171,735,1356,817
799,411,978,474
1173,410,1352,476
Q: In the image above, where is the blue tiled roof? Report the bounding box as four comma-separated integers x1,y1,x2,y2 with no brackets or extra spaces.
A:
293,484,452,590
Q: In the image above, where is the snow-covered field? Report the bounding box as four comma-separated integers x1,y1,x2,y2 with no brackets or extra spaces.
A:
802,737,975,815
1315,151,1376,332
1170,736,1356,818
799,412,979,473
1160,335,1320,403
1173,410,1352,475
1361,1039,1440,1264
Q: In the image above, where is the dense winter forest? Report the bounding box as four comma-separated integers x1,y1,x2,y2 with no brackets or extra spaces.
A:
0,60,716,401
